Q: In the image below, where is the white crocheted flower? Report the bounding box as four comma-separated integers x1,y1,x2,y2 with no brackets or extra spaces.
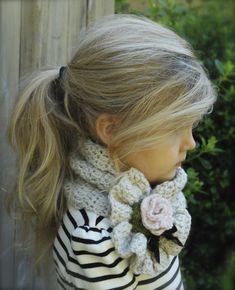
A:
109,166,191,275
141,194,174,236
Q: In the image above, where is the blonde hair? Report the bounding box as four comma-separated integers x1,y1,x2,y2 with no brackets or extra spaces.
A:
6,14,216,263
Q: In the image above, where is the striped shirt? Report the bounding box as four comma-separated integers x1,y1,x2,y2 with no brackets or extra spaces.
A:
53,206,184,290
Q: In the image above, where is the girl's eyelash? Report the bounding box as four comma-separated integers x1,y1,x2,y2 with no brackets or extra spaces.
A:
192,121,200,129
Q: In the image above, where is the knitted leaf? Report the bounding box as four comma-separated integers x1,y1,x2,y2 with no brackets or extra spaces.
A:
130,202,150,236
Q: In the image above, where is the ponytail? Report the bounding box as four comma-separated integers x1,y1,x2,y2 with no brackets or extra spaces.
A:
6,68,79,263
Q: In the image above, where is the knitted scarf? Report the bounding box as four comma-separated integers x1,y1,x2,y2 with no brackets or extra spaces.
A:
64,138,191,275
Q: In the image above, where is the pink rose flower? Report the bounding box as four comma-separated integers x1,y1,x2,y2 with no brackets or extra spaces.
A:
140,193,174,236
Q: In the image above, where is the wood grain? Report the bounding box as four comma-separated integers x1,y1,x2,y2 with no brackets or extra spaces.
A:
0,1,114,289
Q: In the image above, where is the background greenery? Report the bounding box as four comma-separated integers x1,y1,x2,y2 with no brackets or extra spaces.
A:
115,1,235,289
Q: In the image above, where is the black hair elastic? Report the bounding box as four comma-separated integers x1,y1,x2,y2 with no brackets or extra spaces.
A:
51,66,67,106
59,66,67,79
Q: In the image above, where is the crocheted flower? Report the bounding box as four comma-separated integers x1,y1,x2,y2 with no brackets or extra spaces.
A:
130,194,183,264
141,194,174,236
109,167,191,275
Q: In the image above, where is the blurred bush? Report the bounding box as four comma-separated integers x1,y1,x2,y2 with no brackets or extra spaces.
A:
116,1,235,289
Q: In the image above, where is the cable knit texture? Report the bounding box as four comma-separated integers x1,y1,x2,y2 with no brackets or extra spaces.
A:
64,138,191,275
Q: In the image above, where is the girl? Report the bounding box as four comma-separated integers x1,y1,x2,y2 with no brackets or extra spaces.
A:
7,14,216,290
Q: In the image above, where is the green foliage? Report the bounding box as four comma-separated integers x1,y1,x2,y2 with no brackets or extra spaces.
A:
220,251,235,290
116,1,235,289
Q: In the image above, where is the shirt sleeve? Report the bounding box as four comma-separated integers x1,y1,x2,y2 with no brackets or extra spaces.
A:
68,220,137,290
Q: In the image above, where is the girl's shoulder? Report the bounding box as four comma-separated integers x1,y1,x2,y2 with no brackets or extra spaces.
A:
59,206,113,243
54,206,183,290
66,206,112,229
55,206,116,267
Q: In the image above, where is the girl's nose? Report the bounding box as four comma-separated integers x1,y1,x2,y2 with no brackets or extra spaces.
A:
181,129,196,151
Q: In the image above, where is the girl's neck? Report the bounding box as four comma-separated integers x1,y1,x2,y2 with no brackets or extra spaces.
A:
150,182,159,189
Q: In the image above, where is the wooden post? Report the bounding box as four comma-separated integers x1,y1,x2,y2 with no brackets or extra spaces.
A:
0,1,21,289
0,1,114,289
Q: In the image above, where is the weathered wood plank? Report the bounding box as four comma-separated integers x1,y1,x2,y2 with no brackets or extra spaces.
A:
0,0,114,289
87,0,115,23
0,1,21,290
20,0,87,75
67,0,87,59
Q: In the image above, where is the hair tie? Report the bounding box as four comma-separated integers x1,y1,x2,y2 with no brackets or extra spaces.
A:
52,66,67,105
59,66,67,79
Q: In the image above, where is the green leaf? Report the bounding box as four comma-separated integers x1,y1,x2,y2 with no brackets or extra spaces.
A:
215,59,224,75
200,158,212,170
224,60,234,75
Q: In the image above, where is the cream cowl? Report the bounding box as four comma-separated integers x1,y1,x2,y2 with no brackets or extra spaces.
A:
64,138,191,275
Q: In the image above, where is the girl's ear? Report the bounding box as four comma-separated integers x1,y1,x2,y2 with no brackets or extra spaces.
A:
95,113,118,145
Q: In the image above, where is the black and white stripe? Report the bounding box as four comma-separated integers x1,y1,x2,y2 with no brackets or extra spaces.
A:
53,207,184,290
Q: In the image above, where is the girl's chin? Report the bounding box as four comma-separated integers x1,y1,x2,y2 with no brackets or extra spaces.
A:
165,167,179,181
150,168,177,186
168,170,178,181
175,163,182,167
